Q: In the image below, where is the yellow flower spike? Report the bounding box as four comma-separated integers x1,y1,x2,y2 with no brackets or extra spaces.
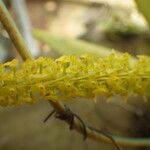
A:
0,53,149,106
37,84,46,96
4,59,18,68
0,64,4,74
4,59,18,76
0,98,8,107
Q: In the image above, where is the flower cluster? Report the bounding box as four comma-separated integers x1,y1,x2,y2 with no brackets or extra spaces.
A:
0,53,149,106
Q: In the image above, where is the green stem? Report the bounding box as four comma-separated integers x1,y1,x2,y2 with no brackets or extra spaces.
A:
0,0,32,60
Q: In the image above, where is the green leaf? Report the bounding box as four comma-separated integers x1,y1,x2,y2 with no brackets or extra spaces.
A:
33,29,122,57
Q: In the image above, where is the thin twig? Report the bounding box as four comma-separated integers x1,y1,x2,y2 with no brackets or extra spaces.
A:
0,0,32,60
44,105,121,150
43,109,55,123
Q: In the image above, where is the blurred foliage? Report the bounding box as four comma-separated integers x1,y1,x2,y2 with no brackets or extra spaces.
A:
101,13,148,38
135,0,150,27
33,29,122,57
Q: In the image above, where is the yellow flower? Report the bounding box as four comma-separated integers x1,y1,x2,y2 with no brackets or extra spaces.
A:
0,53,149,106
